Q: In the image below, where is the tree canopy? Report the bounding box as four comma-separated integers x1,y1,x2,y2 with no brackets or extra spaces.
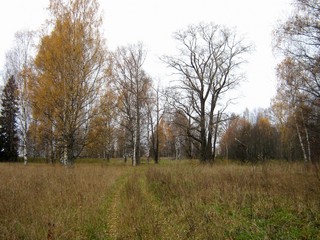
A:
1,0,319,164
30,0,107,164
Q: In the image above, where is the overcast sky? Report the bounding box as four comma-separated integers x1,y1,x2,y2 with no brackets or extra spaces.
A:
0,0,292,113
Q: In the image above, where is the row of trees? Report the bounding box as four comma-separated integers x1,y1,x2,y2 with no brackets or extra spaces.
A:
1,0,319,164
272,0,320,162
219,0,320,163
1,0,251,165
219,109,303,161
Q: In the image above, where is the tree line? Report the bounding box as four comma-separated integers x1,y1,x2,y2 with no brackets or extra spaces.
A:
0,0,319,164
221,0,320,163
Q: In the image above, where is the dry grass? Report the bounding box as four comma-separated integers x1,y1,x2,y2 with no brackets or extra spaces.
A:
144,161,320,239
0,163,129,239
1,160,319,239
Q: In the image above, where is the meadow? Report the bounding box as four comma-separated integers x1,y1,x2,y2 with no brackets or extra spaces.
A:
0,160,319,239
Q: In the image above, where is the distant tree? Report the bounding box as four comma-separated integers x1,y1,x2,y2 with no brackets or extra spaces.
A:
220,110,280,162
220,116,251,161
170,109,196,159
163,22,251,163
85,89,117,160
252,115,278,160
0,76,19,161
146,83,163,164
155,118,174,158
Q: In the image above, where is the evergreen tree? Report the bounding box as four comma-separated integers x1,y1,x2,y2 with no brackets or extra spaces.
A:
0,76,19,161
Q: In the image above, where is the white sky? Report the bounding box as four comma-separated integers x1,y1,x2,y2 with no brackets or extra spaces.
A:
0,0,292,113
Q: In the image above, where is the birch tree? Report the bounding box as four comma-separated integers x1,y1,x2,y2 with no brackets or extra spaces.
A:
163,22,251,163
85,89,117,159
274,0,320,161
111,43,152,166
31,0,107,164
4,30,35,165
274,0,320,105
275,58,312,162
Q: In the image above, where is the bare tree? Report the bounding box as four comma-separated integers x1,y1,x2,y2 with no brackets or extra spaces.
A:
146,82,164,163
274,0,320,105
111,43,152,166
274,0,320,162
276,58,312,162
163,22,251,163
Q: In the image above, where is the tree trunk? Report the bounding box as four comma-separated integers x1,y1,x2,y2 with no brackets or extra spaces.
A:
23,143,28,165
295,121,307,162
200,100,207,162
134,108,141,165
155,91,160,164
61,145,68,165
206,131,213,162
225,142,229,160
211,111,221,163
22,108,29,165
132,128,137,166
301,112,311,162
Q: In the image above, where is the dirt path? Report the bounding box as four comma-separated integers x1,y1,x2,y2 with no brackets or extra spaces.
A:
102,167,132,239
102,167,175,239
137,171,175,238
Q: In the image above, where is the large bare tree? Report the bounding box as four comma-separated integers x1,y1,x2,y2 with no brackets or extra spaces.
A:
163,22,251,163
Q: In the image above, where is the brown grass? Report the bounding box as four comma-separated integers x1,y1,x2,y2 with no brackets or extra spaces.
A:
144,161,320,239
0,163,129,239
0,160,319,239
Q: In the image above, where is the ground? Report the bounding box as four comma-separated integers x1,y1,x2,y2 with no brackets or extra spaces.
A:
0,159,319,239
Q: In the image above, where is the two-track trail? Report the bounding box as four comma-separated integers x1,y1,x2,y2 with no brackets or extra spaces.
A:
103,166,174,239
102,166,132,239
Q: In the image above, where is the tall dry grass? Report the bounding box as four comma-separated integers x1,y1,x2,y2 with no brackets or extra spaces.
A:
0,163,128,239
1,161,319,239
144,161,320,239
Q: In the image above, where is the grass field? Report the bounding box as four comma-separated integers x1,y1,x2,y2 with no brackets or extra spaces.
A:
0,160,319,239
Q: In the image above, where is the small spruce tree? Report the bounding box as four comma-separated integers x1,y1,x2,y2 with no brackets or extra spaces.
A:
0,76,19,161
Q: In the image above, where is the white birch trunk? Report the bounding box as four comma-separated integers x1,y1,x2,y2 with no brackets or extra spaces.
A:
301,113,311,162
132,129,137,166
304,125,311,162
295,121,307,162
20,82,29,165
61,145,68,165
23,143,28,165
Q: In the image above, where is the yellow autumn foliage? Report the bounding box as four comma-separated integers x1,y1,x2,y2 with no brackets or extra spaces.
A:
29,0,107,164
